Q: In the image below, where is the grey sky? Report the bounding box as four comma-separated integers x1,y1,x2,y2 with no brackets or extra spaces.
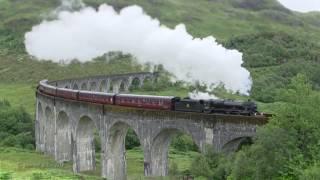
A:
278,0,320,12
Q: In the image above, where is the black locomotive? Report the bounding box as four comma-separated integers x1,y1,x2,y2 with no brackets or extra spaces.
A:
174,98,257,116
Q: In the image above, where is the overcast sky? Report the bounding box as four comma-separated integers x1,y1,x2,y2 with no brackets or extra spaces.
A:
278,0,320,12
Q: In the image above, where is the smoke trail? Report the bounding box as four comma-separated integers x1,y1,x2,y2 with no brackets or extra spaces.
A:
188,91,219,100
25,3,252,94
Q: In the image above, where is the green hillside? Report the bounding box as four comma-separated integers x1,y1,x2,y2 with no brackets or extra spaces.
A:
1,0,320,179
0,0,320,104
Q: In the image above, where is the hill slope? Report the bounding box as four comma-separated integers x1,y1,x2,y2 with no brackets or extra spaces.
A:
0,0,320,103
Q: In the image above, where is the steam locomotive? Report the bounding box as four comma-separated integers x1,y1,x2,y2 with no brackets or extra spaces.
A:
38,80,258,116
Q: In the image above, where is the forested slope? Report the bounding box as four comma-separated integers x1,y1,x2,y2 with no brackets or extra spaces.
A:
0,0,320,100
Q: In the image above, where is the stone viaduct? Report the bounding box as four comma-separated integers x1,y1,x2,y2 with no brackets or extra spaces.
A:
35,72,268,180
51,72,157,93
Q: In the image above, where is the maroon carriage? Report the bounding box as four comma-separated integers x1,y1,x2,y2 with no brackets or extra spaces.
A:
56,88,78,100
38,80,56,96
79,91,115,104
115,94,177,110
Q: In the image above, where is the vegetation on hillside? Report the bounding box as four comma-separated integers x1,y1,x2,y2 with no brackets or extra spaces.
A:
1,0,320,105
0,100,34,149
190,74,320,179
225,32,320,102
1,0,320,179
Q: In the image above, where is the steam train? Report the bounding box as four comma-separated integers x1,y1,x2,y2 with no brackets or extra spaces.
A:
38,80,258,116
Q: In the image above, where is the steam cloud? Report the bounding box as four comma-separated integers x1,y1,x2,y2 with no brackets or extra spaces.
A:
25,2,252,94
188,91,218,100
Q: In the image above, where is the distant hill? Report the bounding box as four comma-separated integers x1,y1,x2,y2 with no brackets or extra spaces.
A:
0,0,319,102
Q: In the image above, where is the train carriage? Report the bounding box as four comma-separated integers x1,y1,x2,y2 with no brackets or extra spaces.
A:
79,91,115,104
56,88,78,100
115,94,177,110
38,80,56,96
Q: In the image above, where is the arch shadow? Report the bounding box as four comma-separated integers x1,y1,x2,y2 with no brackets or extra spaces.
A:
90,82,97,91
119,80,127,92
81,83,88,90
130,77,141,90
99,80,107,92
73,84,79,90
222,137,253,153
109,81,115,92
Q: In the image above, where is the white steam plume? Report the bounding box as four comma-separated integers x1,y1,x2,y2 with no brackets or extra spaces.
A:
188,91,219,100
25,3,252,94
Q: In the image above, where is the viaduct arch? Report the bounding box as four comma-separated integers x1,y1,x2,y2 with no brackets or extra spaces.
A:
35,72,267,180
51,72,156,93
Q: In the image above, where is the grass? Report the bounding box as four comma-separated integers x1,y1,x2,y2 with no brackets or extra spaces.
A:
0,54,144,84
0,147,97,179
0,83,36,115
0,147,199,180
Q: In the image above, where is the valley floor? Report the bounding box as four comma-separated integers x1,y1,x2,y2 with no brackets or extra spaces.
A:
0,147,198,179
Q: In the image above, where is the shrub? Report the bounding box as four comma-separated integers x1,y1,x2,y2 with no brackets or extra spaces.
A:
0,100,34,149
125,128,140,149
171,134,198,152
190,154,211,178
0,171,13,180
300,165,320,180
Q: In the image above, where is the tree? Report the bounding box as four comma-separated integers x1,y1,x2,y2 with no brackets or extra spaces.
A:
231,74,320,179
0,100,34,149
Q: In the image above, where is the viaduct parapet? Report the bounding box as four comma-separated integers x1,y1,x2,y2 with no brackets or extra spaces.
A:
35,72,268,180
